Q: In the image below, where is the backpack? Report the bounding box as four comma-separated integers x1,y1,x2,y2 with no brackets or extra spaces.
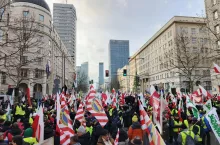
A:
182,131,195,145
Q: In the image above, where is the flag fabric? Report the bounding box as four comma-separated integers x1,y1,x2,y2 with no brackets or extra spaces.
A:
75,102,84,122
138,100,166,145
186,96,200,120
119,93,125,106
26,88,32,107
139,93,146,107
203,99,212,112
114,128,119,145
86,85,108,127
32,105,44,143
213,63,220,73
56,93,74,145
6,103,11,121
199,85,212,99
205,108,220,144
10,89,14,105
150,86,160,98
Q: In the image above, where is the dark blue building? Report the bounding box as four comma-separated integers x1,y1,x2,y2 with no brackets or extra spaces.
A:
109,40,129,82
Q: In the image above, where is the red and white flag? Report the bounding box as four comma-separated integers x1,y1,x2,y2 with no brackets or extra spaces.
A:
199,85,212,99
32,105,44,143
114,128,119,145
214,63,220,73
86,85,108,127
150,86,160,98
56,93,74,145
75,102,84,122
138,100,166,145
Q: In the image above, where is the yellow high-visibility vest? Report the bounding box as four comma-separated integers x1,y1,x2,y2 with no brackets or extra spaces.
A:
15,106,25,115
180,130,195,145
0,114,6,121
23,137,38,144
190,125,202,142
173,120,182,132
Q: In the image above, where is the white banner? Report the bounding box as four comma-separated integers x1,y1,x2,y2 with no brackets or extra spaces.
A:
36,137,54,145
203,99,212,113
205,108,220,144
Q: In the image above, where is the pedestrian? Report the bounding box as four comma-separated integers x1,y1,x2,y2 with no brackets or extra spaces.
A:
77,126,90,145
128,114,143,141
97,129,114,145
11,135,23,145
117,124,129,145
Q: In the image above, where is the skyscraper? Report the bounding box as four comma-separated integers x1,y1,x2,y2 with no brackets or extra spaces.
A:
109,40,129,83
53,3,77,67
81,62,89,79
99,63,104,86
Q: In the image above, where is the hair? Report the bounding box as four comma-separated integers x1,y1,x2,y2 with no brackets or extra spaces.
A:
70,135,79,143
12,135,23,145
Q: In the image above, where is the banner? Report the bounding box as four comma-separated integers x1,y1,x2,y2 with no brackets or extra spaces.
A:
36,137,54,145
186,96,200,120
205,108,220,144
203,99,212,113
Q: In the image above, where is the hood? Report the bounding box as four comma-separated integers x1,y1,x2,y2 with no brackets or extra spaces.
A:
131,122,141,129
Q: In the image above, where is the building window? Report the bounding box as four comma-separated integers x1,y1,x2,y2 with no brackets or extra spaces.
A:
35,69,43,78
1,72,6,84
39,14,44,22
21,69,28,77
192,37,197,43
214,10,218,19
23,11,29,17
213,0,217,5
215,25,220,34
201,48,204,53
36,57,42,65
21,56,28,64
191,28,196,35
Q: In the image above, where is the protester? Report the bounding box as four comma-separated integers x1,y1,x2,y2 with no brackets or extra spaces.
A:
129,136,143,145
128,114,143,141
11,135,23,145
97,129,114,145
77,126,90,145
70,135,81,145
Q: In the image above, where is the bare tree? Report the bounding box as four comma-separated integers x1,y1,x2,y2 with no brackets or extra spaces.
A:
0,14,49,88
165,29,214,92
110,77,120,90
76,71,89,93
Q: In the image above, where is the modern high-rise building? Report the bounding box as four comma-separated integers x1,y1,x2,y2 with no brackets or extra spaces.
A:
53,3,77,67
99,62,104,86
81,62,89,80
109,40,129,86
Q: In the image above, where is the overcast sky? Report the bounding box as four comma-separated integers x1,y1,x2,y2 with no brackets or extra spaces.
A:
45,0,205,83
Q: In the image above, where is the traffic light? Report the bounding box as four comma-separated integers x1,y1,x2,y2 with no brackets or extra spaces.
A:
89,80,94,84
105,70,109,77
123,69,127,76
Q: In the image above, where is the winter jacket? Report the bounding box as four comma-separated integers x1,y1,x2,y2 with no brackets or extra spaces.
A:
96,136,114,145
118,128,128,142
78,132,90,145
128,122,143,140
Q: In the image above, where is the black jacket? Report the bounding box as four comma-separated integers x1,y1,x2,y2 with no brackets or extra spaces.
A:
118,128,128,142
78,132,90,145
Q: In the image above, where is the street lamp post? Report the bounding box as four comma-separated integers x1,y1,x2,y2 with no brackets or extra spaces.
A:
55,55,73,86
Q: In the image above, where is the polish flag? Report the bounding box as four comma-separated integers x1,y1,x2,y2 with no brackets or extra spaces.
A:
199,85,212,99
214,63,220,73
150,86,160,98
32,105,44,143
